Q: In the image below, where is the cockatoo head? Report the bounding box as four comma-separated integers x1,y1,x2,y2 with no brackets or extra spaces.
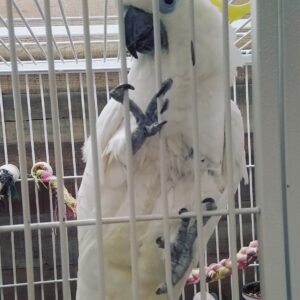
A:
121,0,241,80
120,0,240,77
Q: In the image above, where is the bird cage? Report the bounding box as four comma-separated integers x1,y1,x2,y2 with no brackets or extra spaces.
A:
0,0,299,300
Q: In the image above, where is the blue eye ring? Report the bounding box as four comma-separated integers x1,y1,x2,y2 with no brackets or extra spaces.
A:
159,0,177,14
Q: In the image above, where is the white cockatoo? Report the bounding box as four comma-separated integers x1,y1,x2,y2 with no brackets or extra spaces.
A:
76,0,247,299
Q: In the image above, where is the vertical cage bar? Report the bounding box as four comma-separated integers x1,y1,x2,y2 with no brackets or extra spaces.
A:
215,226,223,300
8,189,18,300
281,1,300,298
81,1,106,299
25,75,36,163
79,73,88,141
104,72,110,102
0,81,8,167
38,74,59,299
116,1,140,299
0,78,17,299
6,1,35,299
252,0,289,298
39,75,50,161
66,73,79,193
25,75,45,300
233,76,246,284
237,183,246,283
103,0,108,61
151,0,174,298
188,0,207,299
92,72,99,117
8,194,18,300
244,65,257,282
222,0,239,298
43,1,71,298
50,195,59,300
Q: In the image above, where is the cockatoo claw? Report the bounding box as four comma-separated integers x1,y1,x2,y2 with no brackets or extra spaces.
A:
110,79,173,154
145,121,168,136
178,207,190,222
109,83,135,103
156,78,173,98
145,78,172,122
202,197,217,211
156,236,165,249
156,283,167,295
160,98,169,114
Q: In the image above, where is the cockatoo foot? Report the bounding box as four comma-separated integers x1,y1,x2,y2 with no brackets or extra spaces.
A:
156,208,194,295
110,79,173,154
109,83,135,102
156,201,217,295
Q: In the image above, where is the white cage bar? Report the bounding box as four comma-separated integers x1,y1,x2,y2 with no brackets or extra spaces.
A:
81,1,106,299
44,0,71,298
252,0,300,299
188,1,207,299
152,0,174,298
5,1,35,299
116,1,140,299
2,0,297,299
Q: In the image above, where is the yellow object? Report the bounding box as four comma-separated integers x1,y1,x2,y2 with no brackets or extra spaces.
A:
211,0,251,22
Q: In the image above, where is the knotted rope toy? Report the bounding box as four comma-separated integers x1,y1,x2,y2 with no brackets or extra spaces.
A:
0,164,20,201
31,162,77,220
186,240,258,285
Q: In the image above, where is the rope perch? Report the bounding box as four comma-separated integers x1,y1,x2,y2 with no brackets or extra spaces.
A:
186,240,258,285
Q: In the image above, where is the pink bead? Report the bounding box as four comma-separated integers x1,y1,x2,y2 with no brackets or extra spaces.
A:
249,240,258,248
240,247,248,254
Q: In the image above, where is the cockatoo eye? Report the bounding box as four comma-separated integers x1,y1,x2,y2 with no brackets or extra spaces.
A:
159,0,177,14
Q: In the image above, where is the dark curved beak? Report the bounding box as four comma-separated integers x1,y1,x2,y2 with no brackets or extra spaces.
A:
124,6,168,59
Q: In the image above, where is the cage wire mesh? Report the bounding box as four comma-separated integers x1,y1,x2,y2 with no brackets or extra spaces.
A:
0,0,259,300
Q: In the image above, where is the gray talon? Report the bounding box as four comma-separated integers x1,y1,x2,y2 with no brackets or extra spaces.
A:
145,80,172,123
178,207,190,222
202,197,217,211
156,236,165,249
160,99,169,114
156,78,173,98
109,83,135,102
145,121,167,136
178,208,188,214
156,284,167,295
